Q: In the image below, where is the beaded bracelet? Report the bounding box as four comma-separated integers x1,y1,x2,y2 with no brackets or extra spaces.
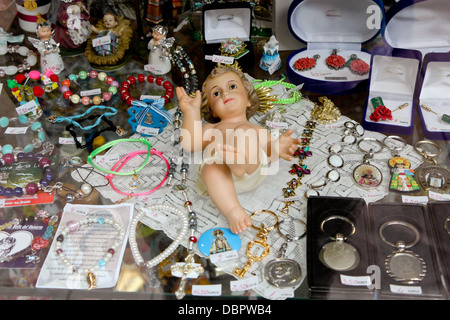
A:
61,70,119,105
0,116,46,155
87,138,152,176
169,46,198,97
105,149,169,197
119,74,174,106
0,45,38,77
54,215,125,290
129,203,189,269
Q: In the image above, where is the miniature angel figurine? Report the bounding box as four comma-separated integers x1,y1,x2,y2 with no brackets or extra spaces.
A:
147,25,174,75
51,0,91,49
29,16,65,75
177,65,301,234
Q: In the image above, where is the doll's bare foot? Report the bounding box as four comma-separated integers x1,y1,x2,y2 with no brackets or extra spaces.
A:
224,205,252,234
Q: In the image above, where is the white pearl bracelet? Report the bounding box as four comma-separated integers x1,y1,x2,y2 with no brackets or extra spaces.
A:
0,45,38,76
129,204,189,269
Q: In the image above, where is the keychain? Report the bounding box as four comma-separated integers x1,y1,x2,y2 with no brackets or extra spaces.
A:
319,215,360,271
264,217,305,288
414,140,450,193
233,210,278,279
383,135,420,193
352,137,384,189
379,220,426,284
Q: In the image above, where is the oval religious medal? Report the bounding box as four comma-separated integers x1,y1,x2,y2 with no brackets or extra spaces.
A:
352,163,383,189
264,258,302,288
385,250,426,284
319,240,360,271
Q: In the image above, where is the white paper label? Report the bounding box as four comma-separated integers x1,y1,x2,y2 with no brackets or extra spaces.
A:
268,55,281,75
5,127,28,134
191,284,222,296
265,121,289,129
144,64,164,74
340,274,372,286
140,94,162,101
210,249,238,264
95,154,120,164
80,88,101,97
230,275,259,292
401,195,429,205
68,205,90,216
390,284,422,295
211,54,234,65
264,287,294,299
16,100,39,115
143,207,168,224
59,137,82,144
428,191,450,201
136,125,159,136
92,35,111,47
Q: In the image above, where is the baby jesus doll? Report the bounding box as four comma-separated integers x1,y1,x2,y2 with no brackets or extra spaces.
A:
177,66,301,234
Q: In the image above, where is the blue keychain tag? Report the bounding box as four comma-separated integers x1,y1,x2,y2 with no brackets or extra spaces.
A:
198,227,241,257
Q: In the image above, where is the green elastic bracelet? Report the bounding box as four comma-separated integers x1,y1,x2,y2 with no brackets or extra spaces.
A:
87,138,152,176
253,77,302,105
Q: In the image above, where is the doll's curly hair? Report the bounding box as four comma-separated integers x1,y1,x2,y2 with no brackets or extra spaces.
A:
200,66,260,123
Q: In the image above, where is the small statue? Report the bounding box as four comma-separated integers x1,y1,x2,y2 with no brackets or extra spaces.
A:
29,15,65,75
260,35,281,73
147,25,174,75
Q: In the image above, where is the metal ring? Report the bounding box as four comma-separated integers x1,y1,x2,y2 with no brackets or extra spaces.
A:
378,220,420,249
277,217,307,241
250,209,279,231
414,140,441,158
357,137,383,154
320,215,356,240
445,216,450,235
383,135,407,153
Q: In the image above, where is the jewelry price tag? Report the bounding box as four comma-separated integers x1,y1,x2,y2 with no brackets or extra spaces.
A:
142,207,168,224
140,94,162,101
210,249,238,264
16,100,39,115
92,35,111,47
340,274,372,286
5,127,28,134
429,191,450,201
264,287,294,299
95,154,121,164
59,137,82,145
81,88,102,97
191,284,222,296
144,64,163,75
265,121,289,129
211,54,234,65
390,284,422,295
136,125,160,136
230,275,259,292
401,195,429,204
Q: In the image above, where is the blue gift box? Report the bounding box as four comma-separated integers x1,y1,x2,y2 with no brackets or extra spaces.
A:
363,0,450,139
285,0,385,94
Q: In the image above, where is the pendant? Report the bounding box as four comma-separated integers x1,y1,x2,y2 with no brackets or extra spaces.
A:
416,162,450,193
198,227,241,257
353,163,383,189
385,249,426,284
319,235,360,271
264,258,302,288
233,237,270,278
388,156,420,193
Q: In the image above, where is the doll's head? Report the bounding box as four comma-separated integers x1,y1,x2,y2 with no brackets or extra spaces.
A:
36,18,53,41
103,13,118,30
152,25,167,41
200,66,260,123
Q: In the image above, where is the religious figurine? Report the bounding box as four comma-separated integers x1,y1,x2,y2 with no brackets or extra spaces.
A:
147,25,174,75
260,35,281,73
50,0,91,50
29,15,65,75
85,12,132,66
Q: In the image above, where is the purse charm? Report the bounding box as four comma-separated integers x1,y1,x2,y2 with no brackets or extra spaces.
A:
414,140,450,193
319,215,360,271
379,220,426,284
233,210,278,278
264,217,305,288
352,137,384,189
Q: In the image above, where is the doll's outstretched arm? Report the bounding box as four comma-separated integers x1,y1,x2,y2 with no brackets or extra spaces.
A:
271,129,302,162
176,87,205,152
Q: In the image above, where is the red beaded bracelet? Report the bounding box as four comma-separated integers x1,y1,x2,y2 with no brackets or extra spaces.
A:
119,74,174,106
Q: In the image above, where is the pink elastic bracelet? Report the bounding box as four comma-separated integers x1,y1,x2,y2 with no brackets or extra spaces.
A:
105,149,169,197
